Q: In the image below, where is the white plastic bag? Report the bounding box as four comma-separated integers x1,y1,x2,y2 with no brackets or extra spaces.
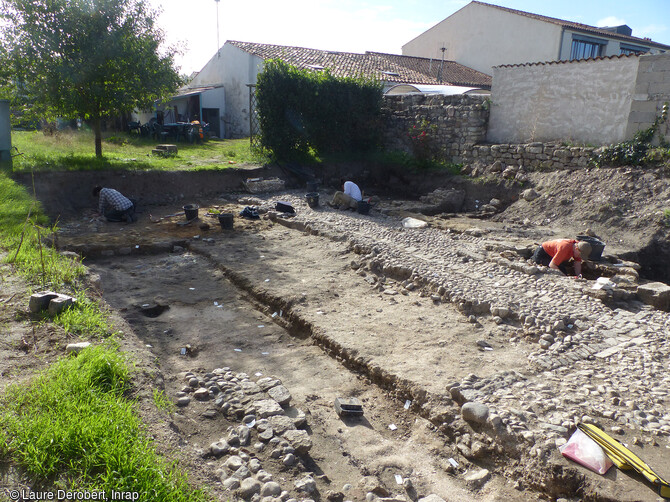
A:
559,428,613,475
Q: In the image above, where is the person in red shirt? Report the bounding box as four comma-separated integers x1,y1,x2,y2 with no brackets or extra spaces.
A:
532,239,592,277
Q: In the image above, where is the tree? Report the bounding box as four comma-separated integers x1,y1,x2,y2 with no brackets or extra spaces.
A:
0,0,181,157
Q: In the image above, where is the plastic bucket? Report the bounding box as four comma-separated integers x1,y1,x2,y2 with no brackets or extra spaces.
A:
218,213,234,230
305,192,319,208
357,200,370,215
183,204,199,220
576,235,605,261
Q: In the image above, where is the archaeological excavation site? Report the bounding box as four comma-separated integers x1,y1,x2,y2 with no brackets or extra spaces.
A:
4,160,670,502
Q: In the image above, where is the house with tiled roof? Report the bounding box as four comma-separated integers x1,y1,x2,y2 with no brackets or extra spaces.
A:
403,1,670,75
169,40,491,139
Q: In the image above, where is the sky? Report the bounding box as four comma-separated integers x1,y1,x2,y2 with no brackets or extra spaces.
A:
147,0,670,75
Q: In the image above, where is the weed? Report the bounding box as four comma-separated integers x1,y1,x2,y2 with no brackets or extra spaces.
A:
592,102,669,168
153,388,175,414
53,294,110,338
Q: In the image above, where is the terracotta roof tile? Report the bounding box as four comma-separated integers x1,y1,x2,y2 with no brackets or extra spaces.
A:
227,41,492,88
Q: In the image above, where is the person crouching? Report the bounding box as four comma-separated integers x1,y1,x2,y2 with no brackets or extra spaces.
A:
532,239,591,278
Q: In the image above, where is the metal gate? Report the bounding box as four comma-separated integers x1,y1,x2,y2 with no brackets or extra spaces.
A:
248,84,261,150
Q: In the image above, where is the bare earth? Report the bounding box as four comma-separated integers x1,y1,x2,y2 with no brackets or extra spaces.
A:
2,164,670,502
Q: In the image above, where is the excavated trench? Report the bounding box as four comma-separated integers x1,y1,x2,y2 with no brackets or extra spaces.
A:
16,167,670,501
61,208,618,502
84,243,533,502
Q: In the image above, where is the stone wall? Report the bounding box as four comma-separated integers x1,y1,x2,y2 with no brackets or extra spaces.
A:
380,93,596,170
381,94,489,161
463,142,595,171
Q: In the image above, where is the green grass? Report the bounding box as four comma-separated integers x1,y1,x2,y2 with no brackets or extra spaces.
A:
0,346,208,500
153,388,175,414
0,174,210,500
11,129,269,172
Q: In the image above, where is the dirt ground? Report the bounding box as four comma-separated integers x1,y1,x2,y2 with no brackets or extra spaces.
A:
2,163,670,502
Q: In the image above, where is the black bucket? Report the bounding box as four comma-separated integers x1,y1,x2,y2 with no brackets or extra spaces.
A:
305,192,319,209
357,200,370,215
183,204,199,220
218,213,234,230
306,181,319,192
577,235,605,261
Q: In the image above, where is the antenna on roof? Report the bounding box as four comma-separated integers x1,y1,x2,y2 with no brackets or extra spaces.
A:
437,46,446,83
215,0,221,57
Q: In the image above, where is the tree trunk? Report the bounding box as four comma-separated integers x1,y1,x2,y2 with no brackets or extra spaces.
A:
93,116,103,157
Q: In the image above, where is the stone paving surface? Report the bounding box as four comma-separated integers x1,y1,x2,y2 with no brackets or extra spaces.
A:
246,193,670,471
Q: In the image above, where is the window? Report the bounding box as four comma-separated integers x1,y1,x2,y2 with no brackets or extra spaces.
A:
620,44,648,55
570,39,604,60
570,35,607,60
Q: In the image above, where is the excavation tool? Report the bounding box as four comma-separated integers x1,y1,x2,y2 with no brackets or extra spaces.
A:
578,423,670,499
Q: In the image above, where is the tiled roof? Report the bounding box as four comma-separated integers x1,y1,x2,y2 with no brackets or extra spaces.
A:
227,41,492,88
472,1,670,50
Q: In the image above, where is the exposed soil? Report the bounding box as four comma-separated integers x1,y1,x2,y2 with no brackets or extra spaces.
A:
3,162,670,502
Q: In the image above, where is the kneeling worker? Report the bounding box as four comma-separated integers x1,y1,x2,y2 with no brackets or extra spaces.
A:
532,239,591,277
93,185,136,223
331,178,362,210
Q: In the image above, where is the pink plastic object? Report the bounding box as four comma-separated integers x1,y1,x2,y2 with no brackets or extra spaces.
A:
559,428,613,475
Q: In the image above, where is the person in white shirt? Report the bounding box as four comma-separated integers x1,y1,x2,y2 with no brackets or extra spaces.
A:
331,178,362,210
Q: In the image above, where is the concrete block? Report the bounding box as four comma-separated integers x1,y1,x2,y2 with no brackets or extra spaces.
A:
47,294,76,316
630,100,661,113
29,291,58,313
651,58,670,71
627,111,657,123
648,82,670,96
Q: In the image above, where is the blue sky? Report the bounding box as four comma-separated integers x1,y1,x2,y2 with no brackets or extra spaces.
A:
149,0,670,74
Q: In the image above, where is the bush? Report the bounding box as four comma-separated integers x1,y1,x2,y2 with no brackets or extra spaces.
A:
592,102,669,167
256,60,383,160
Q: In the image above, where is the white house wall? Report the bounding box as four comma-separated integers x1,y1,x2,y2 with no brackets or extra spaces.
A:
487,56,640,145
402,2,563,74
191,44,264,138
200,87,226,138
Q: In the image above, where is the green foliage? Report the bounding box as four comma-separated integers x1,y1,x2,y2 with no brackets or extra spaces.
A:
593,102,669,167
408,118,438,163
663,208,670,227
0,0,181,157
0,346,209,500
153,388,175,414
255,60,384,160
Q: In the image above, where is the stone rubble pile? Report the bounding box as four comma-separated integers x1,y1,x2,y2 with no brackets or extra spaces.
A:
175,367,444,502
260,193,670,456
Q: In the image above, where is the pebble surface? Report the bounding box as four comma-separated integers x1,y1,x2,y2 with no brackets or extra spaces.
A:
251,193,670,455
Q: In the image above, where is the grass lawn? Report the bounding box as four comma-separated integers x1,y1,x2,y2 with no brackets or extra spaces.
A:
11,129,269,172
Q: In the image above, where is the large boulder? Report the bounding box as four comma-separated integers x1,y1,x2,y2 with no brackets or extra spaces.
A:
636,282,670,311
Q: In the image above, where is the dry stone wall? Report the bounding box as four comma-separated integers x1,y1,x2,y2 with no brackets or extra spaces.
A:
463,143,595,170
381,94,596,170
381,94,489,161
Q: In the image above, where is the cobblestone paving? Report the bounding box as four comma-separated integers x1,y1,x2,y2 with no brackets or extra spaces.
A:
255,193,670,456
